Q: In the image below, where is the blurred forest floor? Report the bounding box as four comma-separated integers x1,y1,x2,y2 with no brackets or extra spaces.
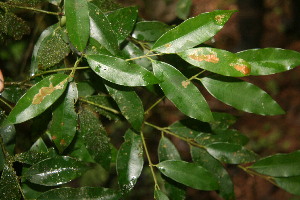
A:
119,0,300,199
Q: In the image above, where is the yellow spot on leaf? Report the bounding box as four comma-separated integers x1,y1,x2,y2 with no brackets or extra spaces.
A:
189,54,219,63
181,80,190,88
164,43,171,48
32,78,67,105
215,15,225,24
232,64,250,75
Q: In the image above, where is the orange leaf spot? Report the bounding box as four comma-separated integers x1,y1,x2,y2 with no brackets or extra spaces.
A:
215,15,225,24
233,64,250,75
181,80,190,88
52,135,57,140
60,139,66,145
189,54,219,63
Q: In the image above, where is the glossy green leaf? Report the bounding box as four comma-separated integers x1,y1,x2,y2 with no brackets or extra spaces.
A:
152,10,236,53
30,137,48,152
249,151,300,177
90,0,121,12
168,118,211,139
0,164,20,200
89,2,119,55
274,176,300,195
201,75,285,115
107,6,138,43
24,156,89,186
86,54,160,86
206,142,258,164
0,11,30,40
236,48,300,75
195,129,248,146
158,137,186,200
116,129,143,193
105,83,144,131
65,0,89,52
157,160,219,190
132,21,172,42
77,81,95,97
5,74,69,125
79,105,111,170
179,47,251,77
158,137,181,161
176,0,192,20
210,112,236,131
191,147,235,200
152,60,213,122
15,148,57,165
154,189,169,200
37,187,121,200
49,82,78,153
68,134,95,163
22,182,49,200
1,85,26,104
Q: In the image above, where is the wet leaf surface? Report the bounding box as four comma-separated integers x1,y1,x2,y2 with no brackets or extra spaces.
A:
0,164,20,200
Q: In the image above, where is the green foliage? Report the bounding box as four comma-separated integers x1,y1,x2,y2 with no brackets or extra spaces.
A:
0,0,300,199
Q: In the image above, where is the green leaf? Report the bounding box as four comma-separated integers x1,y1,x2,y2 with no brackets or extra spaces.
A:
89,2,119,55
158,137,186,200
86,54,160,86
152,60,213,122
8,0,45,7
176,0,192,20
154,189,169,200
206,142,258,164
30,24,70,73
168,118,211,139
132,21,172,42
15,148,57,165
274,176,300,195
210,112,236,131
49,82,78,153
116,129,143,193
105,83,144,131
236,48,300,75
65,0,90,52
151,10,236,53
201,75,285,115
1,84,26,104
5,74,69,125
37,187,121,200
24,156,89,186
195,129,248,146
79,105,111,170
68,134,95,163
0,11,30,40
22,182,49,200
158,137,181,161
191,147,235,200
90,0,121,12
107,6,138,43
249,150,300,177
0,164,20,200
48,0,61,6
77,81,95,97
157,160,219,190
179,47,251,77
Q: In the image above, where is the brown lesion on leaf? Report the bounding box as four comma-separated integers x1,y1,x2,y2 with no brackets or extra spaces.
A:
60,139,66,145
164,43,171,48
215,15,225,24
52,135,57,140
189,54,219,63
231,64,251,75
181,80,191,88
32,78,67,105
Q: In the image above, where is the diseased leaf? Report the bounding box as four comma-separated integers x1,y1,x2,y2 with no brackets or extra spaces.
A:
274,176,300,195
65,0,90,52
132,21,172,42
49,82,78,153
206,142,258,164
152,60,213,122
5,74,69,125
210,112,236,131
86,54,160,86
37,187,120,200
249,150,300,177
152,10,236,53
157,160,219,190
107,6,138,43
0,11,30,40
179,47,251,77
105,82,144,131
191,147,235,200
236,48,300,75
89,2,119,55
201,75,285,115
176,0,192,20
0,164,20,200
79,105,111,170
116,129,143,193
24,156,89,186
